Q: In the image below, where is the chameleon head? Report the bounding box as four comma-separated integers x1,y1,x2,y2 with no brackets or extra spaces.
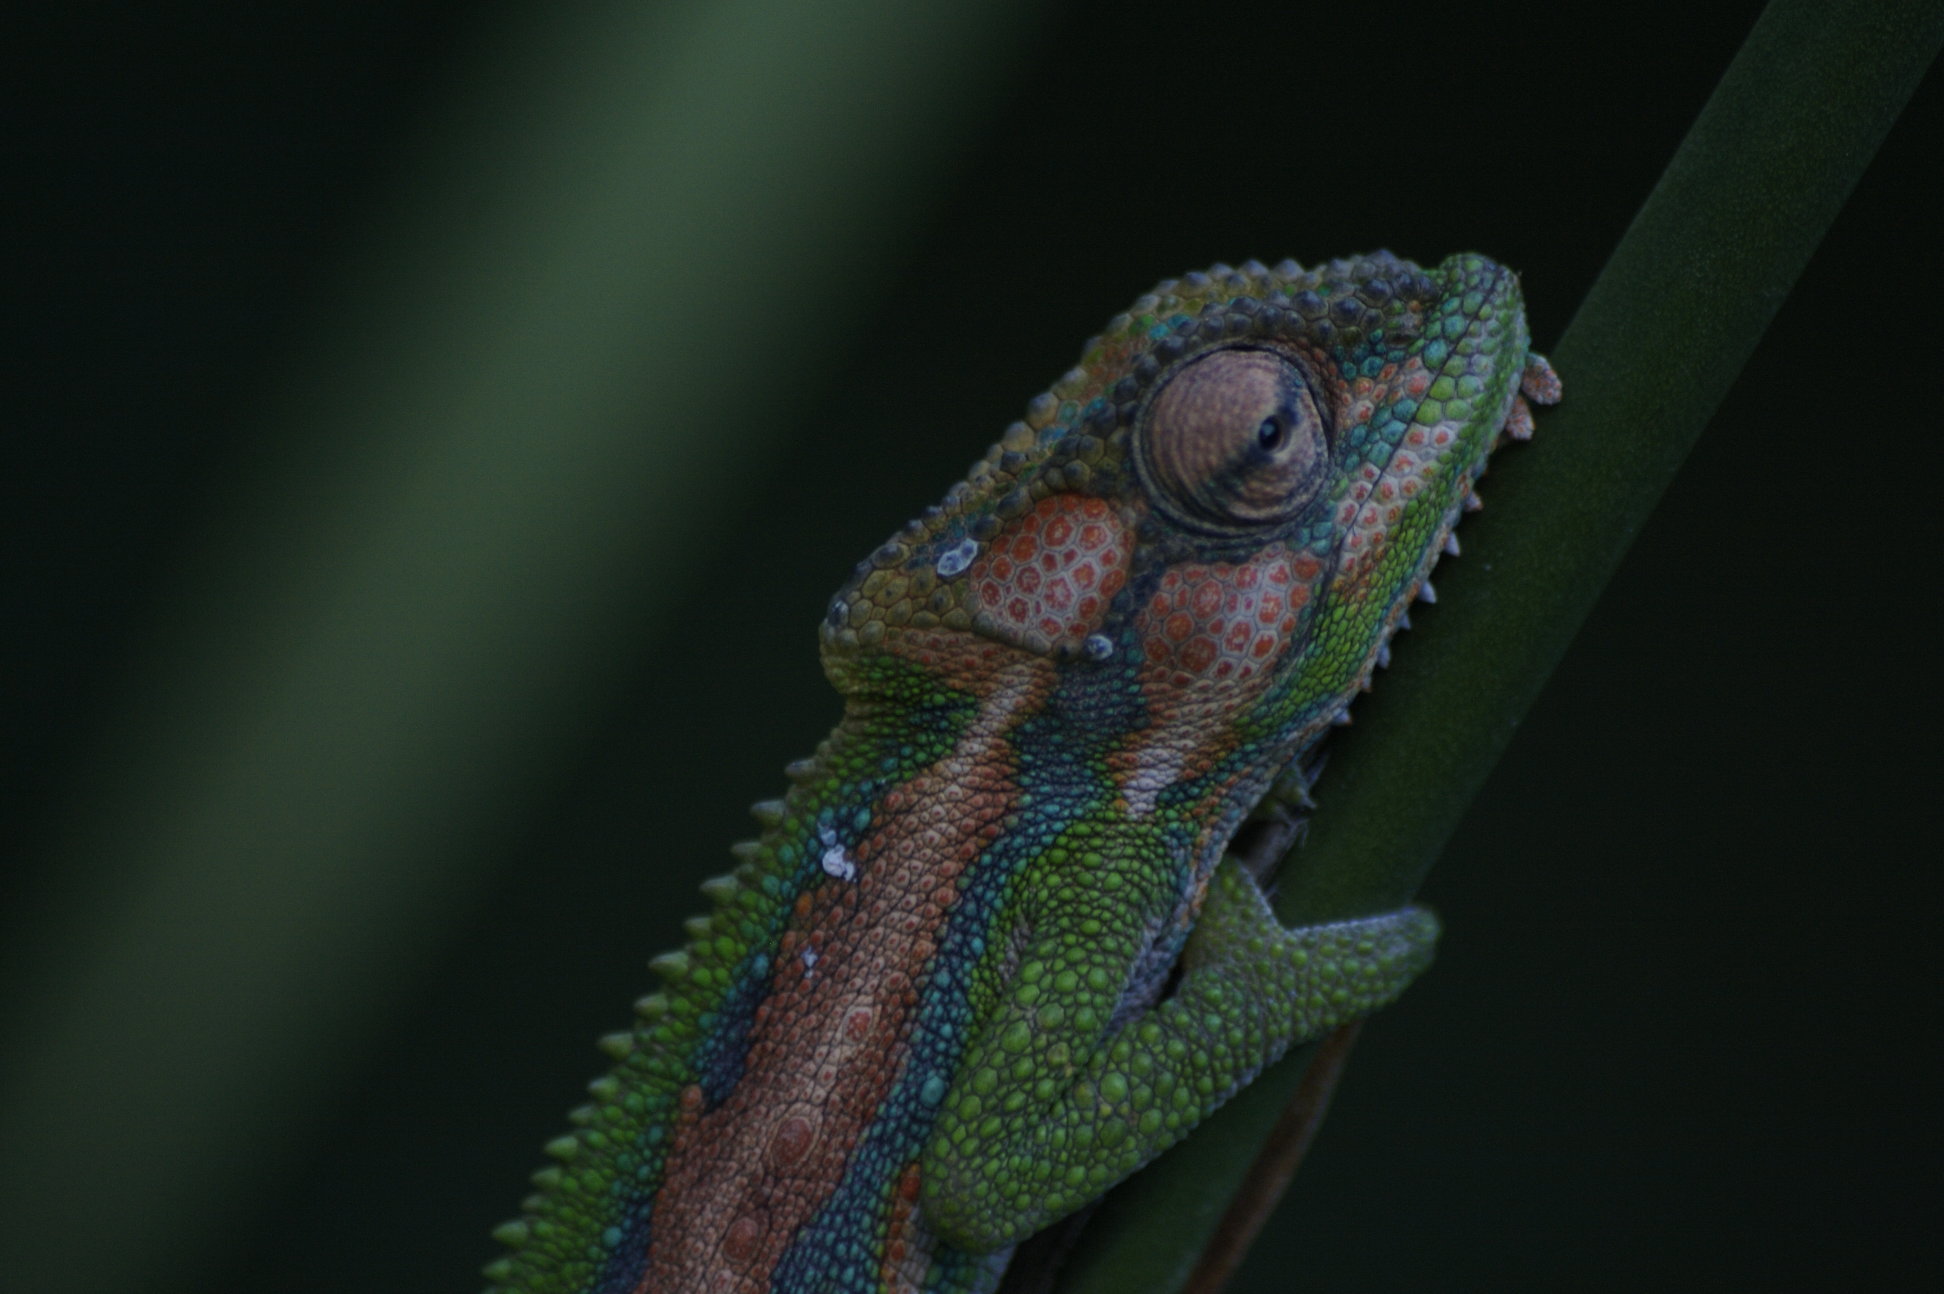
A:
823,252,1554,761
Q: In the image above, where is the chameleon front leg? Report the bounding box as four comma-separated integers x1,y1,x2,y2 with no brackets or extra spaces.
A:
921,857,1438,1252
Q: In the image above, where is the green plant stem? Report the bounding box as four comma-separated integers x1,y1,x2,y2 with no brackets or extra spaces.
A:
1052,1,1944,1289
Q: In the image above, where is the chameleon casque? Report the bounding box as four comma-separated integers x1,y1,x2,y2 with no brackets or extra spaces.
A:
486,252,1560,1293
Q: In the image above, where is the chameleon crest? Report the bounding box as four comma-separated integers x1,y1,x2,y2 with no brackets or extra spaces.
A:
489,252,1558,1294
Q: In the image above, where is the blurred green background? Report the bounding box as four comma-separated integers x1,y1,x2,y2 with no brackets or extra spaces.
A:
5,2,1938,1291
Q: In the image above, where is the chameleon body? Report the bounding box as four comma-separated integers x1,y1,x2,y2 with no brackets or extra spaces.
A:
487,253,1560,1294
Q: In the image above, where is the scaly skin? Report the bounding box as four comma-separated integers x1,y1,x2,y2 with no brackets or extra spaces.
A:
486,253,1560,1294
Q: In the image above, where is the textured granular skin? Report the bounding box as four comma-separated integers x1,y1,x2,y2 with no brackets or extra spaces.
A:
485,253,1559,1294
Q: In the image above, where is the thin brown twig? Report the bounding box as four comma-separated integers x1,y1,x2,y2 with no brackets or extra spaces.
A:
1179,1022,1364,1294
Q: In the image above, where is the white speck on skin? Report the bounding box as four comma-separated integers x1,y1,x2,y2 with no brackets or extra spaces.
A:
801,945,819,976
818,824,856,882
1121,744,1186,818
935,537,980,578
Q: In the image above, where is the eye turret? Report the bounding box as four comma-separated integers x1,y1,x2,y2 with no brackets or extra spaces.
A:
1133,347,1329,533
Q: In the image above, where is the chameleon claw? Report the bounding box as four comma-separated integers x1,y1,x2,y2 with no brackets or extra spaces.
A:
1503,393,1536,441
1521,351,1563,405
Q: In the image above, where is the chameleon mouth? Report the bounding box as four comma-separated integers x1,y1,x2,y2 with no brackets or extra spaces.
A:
1333,343,1562,723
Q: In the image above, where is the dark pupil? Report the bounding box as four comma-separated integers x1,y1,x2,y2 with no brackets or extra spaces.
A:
1256,413,1288,451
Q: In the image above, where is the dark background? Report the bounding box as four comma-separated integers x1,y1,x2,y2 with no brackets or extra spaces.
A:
5,2,1939,1290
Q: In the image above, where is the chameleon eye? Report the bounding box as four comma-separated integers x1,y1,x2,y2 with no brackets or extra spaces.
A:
1135,347,1328,532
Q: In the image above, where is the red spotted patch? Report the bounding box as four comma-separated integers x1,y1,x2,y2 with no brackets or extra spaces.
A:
968,495,1131,651
1136,548,1315,689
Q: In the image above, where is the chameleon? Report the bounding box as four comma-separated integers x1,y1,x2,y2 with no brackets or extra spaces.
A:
485,251,1560,1294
